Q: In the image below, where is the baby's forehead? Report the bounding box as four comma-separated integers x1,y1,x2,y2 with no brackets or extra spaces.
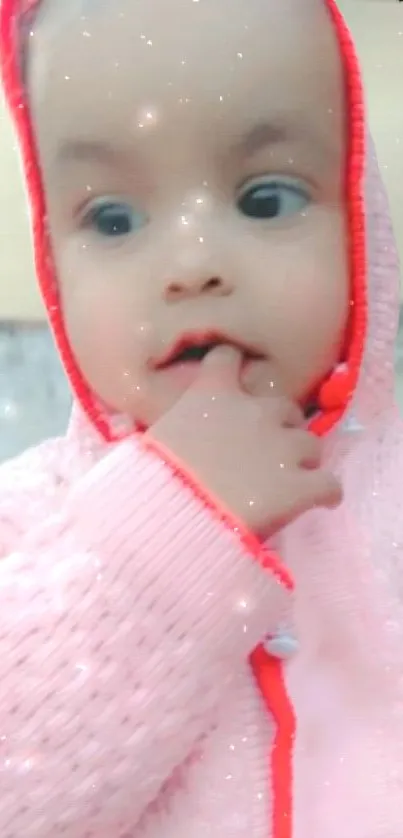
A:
29,0,344,174
30,0,341,98
32,0,337,56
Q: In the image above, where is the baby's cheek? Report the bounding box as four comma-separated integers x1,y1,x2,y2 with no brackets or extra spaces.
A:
63,290,138,406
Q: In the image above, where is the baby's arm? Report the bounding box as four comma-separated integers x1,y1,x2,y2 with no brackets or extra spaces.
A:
0,437,290,836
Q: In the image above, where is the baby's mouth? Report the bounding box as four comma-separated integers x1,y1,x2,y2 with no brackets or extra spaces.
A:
154,332,264,370
168,342,217,365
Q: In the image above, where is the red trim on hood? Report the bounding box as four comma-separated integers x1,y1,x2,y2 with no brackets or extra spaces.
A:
314,0,367,436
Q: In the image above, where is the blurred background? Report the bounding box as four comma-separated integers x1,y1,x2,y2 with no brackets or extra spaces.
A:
0,0,402,460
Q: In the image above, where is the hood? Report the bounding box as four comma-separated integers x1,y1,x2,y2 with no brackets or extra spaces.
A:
0,0,400,443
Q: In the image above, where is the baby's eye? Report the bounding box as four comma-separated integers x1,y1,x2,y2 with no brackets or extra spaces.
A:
237,177,310,221
83,200,147,237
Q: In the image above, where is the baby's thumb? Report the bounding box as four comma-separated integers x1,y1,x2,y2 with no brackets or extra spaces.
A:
194,344,243,390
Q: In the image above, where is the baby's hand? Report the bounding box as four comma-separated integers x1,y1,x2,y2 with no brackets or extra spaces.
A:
148,346,342,538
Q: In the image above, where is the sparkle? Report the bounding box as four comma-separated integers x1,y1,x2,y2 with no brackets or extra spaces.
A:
1,400,18,419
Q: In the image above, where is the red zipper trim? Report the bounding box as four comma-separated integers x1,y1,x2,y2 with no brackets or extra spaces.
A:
251,646,295,838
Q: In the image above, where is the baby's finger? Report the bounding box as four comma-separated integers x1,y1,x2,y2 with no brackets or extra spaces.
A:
302,469,343,511
257,396,304,429
295,430,322,468
193,344,243,391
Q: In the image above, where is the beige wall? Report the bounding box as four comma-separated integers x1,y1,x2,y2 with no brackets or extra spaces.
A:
0,89,43,319
0,0,402,319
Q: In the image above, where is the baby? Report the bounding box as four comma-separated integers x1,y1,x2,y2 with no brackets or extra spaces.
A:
0,0,402,835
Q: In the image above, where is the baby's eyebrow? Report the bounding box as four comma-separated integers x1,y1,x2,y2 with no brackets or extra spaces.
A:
55,125,287,165
236,117,338,165
53,139,124,168
236,121,292,157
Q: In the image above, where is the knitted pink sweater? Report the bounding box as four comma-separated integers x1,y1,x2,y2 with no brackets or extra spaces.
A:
0,1,403,836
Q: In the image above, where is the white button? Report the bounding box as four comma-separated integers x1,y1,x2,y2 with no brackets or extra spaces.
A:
263,634,299,660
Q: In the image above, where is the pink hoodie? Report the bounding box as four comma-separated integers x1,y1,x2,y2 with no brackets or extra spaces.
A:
0,1,402,836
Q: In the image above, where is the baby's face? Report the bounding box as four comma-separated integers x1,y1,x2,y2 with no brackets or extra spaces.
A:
30,0,348,426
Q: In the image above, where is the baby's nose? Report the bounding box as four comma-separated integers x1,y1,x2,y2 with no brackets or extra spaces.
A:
163,272,232,301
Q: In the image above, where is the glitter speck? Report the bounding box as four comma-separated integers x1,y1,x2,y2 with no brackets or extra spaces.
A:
237,52,243,59
1,400,17,420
